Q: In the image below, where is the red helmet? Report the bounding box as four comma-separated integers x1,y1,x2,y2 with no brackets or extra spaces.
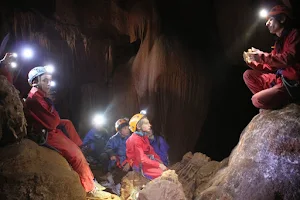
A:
268,5,293,19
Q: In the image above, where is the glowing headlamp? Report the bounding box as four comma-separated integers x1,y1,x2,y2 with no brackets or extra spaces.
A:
259,9,268,18
10,62,17,68
45,65,54,73
93,114,106,126
22,48,34,59
140,110,147,115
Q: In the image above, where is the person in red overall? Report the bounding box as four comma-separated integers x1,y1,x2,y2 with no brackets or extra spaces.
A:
126,112,167,180
243,5,300,109
24,66,111,198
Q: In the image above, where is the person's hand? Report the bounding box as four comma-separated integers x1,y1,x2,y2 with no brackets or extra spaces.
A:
110,156,117,161
159,163,167,171
243,51,251,63
249,47,263,54
122,163,131,172
247,52,260,63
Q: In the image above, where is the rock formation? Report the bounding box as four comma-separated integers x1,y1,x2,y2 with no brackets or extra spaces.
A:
196,104,300,200
0,75,27,146
0,139,86,200
137,170,186,200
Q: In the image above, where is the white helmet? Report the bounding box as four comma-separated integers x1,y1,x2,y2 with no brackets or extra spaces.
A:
28,66,47,86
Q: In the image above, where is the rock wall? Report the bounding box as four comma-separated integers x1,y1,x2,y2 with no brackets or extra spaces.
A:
0,139,86,200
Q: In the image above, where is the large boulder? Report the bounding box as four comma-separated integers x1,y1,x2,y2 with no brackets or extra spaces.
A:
0,139,86,200
196,104,300,200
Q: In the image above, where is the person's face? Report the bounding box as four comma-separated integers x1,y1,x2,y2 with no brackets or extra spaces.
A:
266,17,283,35
38,74,52,94
138,118,151,133
120,125,130,137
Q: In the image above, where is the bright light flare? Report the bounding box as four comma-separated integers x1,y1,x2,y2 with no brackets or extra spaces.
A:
10,62,17,68
259,9,268,18
140,110,147,115
93,114,105,126
45,65,55,73
12,53,18,58
50,81,56,87
22,48,34,59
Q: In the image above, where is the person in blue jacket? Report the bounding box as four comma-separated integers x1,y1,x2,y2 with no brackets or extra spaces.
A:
82,126,110,170
105,118,131,172
148,129,170,166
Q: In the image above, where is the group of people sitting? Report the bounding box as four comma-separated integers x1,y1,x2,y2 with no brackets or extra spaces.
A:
82,117,170,175
11,65,169,198
0,64,170,197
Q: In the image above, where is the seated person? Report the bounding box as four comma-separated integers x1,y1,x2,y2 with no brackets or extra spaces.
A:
82,126,110,170
148,129,170,166
104,118,131,172
126,113,167,180
24,66,109,198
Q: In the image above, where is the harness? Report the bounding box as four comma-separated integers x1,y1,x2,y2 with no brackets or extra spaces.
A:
271,69,300,100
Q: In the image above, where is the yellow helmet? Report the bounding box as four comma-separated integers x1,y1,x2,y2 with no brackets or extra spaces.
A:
115,118,129,131
129,113,145,132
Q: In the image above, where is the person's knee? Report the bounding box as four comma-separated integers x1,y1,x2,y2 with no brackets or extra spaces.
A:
63,145,86,163
243,69,254,83
251,94,263,109
251,93,272,109
61,119,72,126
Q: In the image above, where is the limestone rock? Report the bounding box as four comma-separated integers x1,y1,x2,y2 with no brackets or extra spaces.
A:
0,139,86,200
196,104,300,200
170,152,211,199
137,170,186,200
120,171,149,200
0,75,26,145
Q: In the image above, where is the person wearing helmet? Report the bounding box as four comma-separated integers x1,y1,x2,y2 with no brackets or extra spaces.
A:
24,66,111,198
82,126,110,170
104,118,131,172
126,113,167,180
243,5,300,109
147,128,170,166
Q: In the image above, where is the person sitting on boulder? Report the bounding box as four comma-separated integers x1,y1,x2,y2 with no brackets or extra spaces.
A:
82,126,110,170
104,118,131,172
126,113,167,180
148,128,170,166
243,5,300,109
23,66,110,198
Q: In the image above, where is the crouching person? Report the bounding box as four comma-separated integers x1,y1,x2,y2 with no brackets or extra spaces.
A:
104,118,131,172
24,66,110,198
82,126,110,171
126,113,167,180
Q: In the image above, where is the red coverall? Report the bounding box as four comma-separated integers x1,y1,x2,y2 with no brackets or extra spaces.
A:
126,132,163,180
24,87,94,192
243,29,300,109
